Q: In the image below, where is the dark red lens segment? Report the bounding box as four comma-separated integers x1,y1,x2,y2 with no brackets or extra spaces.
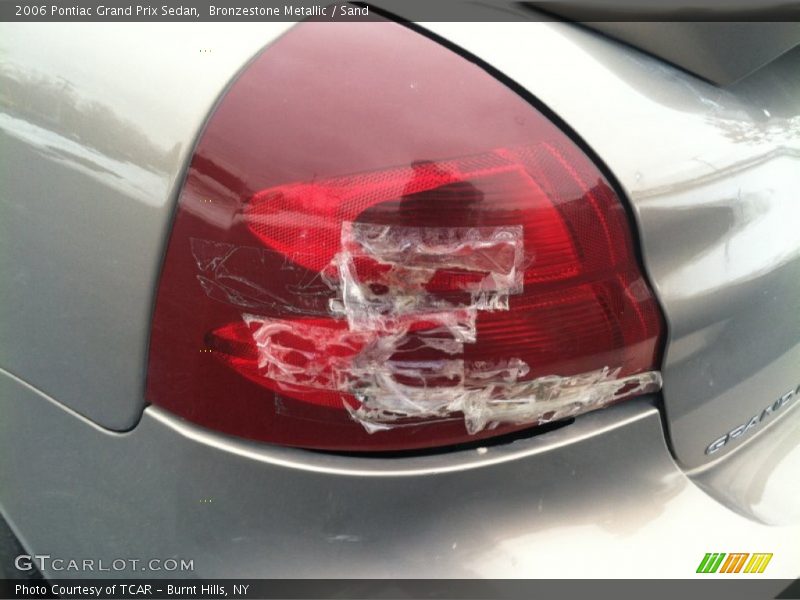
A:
146,20,664,451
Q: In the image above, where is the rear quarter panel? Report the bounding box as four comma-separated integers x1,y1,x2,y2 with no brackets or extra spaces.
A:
0,23,292,428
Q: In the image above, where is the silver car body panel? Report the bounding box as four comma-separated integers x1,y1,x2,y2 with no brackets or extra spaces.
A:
0,23,293,429
1,369,799,579
1,20,799,578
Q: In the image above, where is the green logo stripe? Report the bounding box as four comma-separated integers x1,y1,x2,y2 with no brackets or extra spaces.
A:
696,553,713,573
709,553,726,573
697,553,726,573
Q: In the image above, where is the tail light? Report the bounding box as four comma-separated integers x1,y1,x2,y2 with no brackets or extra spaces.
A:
146,20,664,451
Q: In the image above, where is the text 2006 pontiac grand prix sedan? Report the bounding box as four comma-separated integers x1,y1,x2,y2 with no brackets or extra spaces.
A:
1,7,799,583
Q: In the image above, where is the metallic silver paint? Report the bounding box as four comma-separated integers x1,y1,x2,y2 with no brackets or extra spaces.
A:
692,388,800,526
1,368,799,579
705,384,798,455
0,23,293,428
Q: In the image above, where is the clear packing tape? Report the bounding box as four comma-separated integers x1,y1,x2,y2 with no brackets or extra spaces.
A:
193,222,663,434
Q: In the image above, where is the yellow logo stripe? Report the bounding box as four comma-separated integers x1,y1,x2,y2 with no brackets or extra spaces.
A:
744,553,773,573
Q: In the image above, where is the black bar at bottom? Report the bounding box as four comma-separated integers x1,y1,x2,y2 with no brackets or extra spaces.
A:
1,579,798,600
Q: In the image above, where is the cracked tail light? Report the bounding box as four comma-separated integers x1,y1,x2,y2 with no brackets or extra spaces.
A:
146,20,664,451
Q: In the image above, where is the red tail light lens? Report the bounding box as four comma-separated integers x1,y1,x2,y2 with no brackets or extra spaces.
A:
146,20,664,451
